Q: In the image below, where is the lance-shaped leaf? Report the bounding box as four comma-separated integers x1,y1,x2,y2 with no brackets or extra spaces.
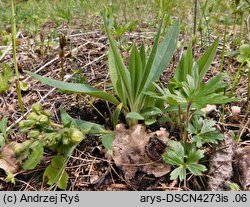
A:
26,71,120,106
140,20,179,93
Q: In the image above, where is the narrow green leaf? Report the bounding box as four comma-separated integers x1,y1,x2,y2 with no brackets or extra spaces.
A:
108,50,126,106
138,20,163,93
142,20,179,92
129,44,136,99
197,38,219,82
140,43,146,70
139,21,163,92
174,46,193,83
133,45,143,97
60,108,105,134
26,71,120,106
104,18,131,100
113,103,123,128
108,49,118,92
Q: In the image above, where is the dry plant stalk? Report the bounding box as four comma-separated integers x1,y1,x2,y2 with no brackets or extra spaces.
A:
59,33,66,81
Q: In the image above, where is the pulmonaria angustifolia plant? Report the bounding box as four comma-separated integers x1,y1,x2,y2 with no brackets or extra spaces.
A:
18,103,84,189
26,13,179,127
150,42,237,183
17,103,107,189
19,103,84,150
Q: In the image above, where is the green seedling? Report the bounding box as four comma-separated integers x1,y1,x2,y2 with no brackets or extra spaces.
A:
0,116,8,148
163,140,207,184
237,44,250,66
0,63,13,112
230,44,250,96
187,116,224,147
107,13,137,50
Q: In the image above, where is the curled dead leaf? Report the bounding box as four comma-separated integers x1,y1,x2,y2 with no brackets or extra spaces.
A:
227,106,241,123
231,106,241,117
201,104,216,114
112,124,171,180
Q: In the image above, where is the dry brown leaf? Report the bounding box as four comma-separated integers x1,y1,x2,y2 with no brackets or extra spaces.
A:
201,104,216,114
229,106,242,122
112,124,171,180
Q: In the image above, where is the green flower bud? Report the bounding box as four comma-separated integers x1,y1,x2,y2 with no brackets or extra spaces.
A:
32,103,43,113
42,110,51,117
37,114,49,125
70,128,83,144
28,130,40,138
62,136,70,145
19,120,35,129
44,132,61,147
27,112,39,121
13,140,33,155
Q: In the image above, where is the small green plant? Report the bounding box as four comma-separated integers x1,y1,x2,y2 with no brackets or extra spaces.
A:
105,8,136,50
149,41,236,185
0,63,13,112
187,116,224,147
26,15,179,127
163,141,206,183
230,43,250,95
0,116,8,148
229,182,241,191
237,44,250,66
13,103,110,189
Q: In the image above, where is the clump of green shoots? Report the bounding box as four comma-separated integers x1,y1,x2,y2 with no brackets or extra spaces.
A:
27,14,179,128
150,41,236,187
